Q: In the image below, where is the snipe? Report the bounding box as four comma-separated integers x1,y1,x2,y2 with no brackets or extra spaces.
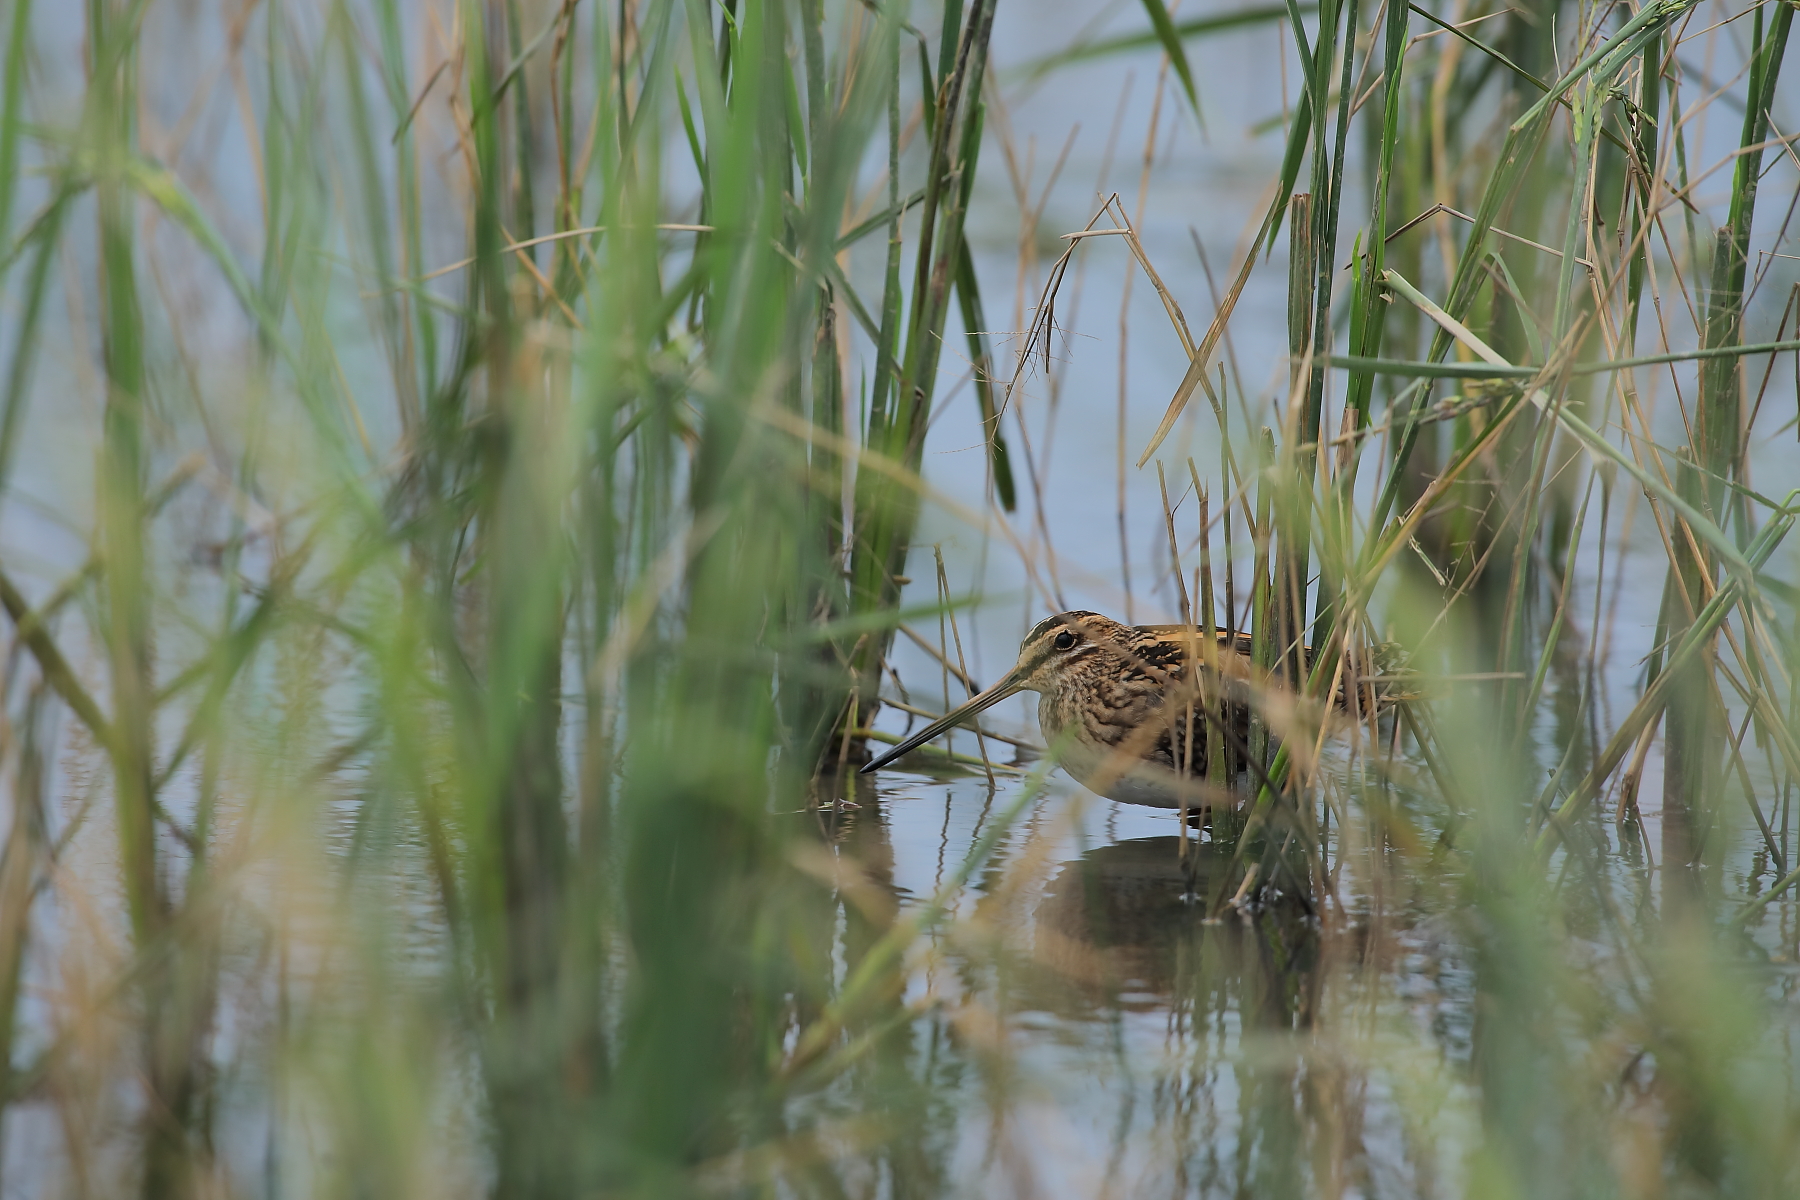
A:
861,610,1402,808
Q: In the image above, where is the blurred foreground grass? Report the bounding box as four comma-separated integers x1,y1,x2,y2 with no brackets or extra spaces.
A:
1,0,1799,1197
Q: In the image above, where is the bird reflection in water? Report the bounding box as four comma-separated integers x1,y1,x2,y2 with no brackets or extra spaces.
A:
1034,836,1320,1029
798,791,1367,1195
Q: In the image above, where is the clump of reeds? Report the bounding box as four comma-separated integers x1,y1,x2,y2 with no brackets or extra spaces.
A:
0,0,1798,1197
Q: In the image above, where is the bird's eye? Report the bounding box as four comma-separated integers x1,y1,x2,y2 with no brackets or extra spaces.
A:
1053,631,1077,651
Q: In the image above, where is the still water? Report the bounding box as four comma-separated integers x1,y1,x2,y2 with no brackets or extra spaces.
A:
803,766,1471,1196
3,0,1799,1195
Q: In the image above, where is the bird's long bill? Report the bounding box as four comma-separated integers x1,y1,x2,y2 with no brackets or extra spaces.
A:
859,669,1027,774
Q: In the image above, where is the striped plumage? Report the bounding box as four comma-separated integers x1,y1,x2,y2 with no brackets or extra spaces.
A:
863,610,1403,809
1025,612,1250,807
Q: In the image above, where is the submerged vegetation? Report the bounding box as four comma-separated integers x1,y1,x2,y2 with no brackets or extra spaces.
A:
0,0,1798,1195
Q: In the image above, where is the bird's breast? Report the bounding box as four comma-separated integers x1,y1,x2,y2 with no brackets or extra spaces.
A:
1036,683,1212,810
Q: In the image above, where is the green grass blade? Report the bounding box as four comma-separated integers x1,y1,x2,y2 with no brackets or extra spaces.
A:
1136,0,1201,118
1022,4,1306,77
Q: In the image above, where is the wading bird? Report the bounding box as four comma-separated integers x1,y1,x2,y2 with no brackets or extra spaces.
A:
861,610,1404,808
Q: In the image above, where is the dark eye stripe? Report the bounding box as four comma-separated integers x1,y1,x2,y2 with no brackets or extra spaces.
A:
1025,610,1100,644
